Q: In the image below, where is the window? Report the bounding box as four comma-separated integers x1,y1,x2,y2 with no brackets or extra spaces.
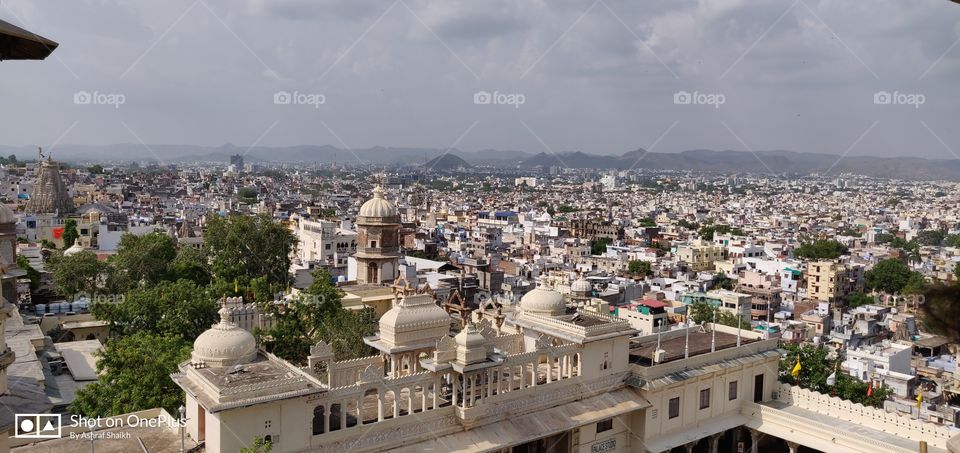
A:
729,381,738,400
699,388,711,409
596,418,613,433
325,243,330,250
264,420,272,429
668,397,680,419
370,240,377,248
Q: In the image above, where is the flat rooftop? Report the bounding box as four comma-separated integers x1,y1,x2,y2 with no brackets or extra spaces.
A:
629,329,759,366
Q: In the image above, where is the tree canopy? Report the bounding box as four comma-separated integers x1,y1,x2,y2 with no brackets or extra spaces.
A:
628,260,652,276
864,259,926,295
48,250,105,296
794,240,849,260
91,279,219,340
70,333,191,417
257,269,375,364
106,232,178,292
204,214,296,287
778,343,893,408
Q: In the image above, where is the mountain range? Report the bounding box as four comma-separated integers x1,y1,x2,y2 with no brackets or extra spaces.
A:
2,143,959,180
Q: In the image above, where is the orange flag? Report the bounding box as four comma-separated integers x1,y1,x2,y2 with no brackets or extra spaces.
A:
867,380,874,397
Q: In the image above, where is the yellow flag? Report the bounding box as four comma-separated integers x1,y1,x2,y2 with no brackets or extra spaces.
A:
234,279,239,293
916,392,923,409
790,357,802,378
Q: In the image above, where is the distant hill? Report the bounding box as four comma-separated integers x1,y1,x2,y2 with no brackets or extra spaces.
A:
423,153,472,171
4,142,960,180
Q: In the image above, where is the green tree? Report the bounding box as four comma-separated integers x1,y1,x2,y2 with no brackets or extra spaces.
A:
915,230,945,246
778,343,893,408
204,214,296,287
48,250,105,296
627,260,652,276
87,164,104,174
794,240,849,260
240,437,273,453
258,269,375,364
590,238,612,255
845,292,875,308
70,333,191,417
864,259,923,295
945,234,960,248
91,279,218,340
168,246,211,286
62,219,79,249
709,272,735,290
107,232,178,292
688,300,749,329
16,255,41,291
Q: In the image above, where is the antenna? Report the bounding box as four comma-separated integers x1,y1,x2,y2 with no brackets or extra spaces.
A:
684,320,690,359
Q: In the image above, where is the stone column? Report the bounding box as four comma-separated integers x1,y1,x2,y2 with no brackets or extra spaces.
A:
748,428,761,452
377,394,384,421
709,433,722,453
684,441,695,453
786,441,800,453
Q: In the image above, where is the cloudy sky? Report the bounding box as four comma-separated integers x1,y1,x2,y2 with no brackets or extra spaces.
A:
2,0,960,159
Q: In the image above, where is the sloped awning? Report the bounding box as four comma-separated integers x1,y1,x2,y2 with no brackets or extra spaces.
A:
0,18,58,60
389,387,650,453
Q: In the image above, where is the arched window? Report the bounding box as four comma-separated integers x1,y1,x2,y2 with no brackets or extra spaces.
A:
312,405,325,435
329,403,342,431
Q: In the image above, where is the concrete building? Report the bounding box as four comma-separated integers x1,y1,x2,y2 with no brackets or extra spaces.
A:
806,260,863,303
675,241,724,273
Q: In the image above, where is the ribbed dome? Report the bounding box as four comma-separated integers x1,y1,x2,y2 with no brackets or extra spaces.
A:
359,186,397,218
192,307,257,367
571,277,592,294
0,204,15,225
520,285,566,316
63,243,85,256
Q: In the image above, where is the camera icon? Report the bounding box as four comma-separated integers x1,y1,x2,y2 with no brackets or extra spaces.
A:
274,91,292,105
15,414,61,439
673,91,692,105
73,91,92,105
873,91,891,105
473,91,492,105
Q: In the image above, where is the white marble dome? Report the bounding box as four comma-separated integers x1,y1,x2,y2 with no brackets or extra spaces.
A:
358,186,397,218
192,307,257,367
571,277,592,294
0,204,15,225
519,285,567,316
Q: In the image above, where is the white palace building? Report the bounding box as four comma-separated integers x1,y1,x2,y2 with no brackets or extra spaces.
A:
169,282,960,453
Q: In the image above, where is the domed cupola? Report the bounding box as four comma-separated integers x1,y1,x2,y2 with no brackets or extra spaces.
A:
192,306,257,368
519,280,567,316
571,276,592,298
358,185,398,219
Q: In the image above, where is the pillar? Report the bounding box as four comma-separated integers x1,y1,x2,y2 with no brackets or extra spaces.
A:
377,394,383,421
786,441,800,453
709,433,722,453
684,441,695,453
748,428,761,452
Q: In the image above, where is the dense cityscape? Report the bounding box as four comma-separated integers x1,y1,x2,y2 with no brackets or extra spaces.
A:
4,1,960,452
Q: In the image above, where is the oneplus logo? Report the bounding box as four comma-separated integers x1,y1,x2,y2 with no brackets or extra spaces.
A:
15,414,61,439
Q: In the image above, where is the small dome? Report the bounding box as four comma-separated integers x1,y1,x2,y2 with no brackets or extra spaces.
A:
63,243,85,256
0,204,15,225
358,186,397,218
571,277,592,294
192,307,257,367
520,285,566,316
